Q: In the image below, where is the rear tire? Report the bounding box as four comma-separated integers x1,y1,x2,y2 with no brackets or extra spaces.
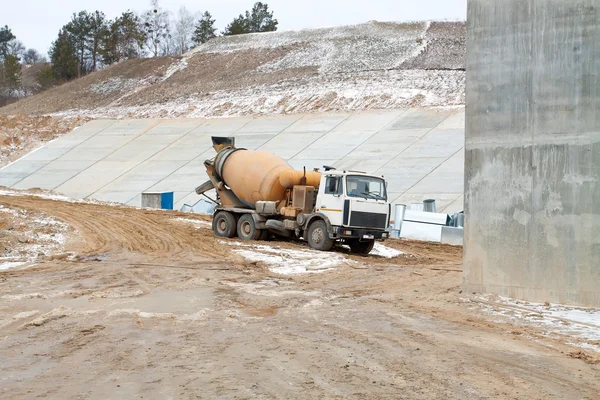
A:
213,211,236,238
307,220,334,251
349,240,375,256
259,229,270,241
237,214,262,241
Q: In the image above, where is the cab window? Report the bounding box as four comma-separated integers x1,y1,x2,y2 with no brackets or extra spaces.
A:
346,175,387,200
324,176,343,195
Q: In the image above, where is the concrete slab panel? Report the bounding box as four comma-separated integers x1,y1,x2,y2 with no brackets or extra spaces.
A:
436,109,465,130
104,135,182,162
333,110,405,132
96,160,190,194
59,135,139,161
18,146,74,162
93,191,141,204
54,161,140,198
69,119,118,135
237,115,302,133
1,161,49,187
150,141,213,161
333,158,389,174
440,195,464,214
404,150,464,194
5,109,466,217
145,119,204,135
292,131,377,160
285,113,351,133
188,116,254,133
95,119,159,135
399,129,464,159
233,133,278,150
386,108,455,130
287,159,337,171
149,175,199,192
257,131,328,159
12,160,96,190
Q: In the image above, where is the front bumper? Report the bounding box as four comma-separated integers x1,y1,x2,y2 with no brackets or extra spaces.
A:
332,227,388,240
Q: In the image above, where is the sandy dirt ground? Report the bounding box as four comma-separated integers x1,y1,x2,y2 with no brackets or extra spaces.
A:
1,193,599,399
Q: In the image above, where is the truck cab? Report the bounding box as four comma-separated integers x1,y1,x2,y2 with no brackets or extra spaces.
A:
304,168,390,254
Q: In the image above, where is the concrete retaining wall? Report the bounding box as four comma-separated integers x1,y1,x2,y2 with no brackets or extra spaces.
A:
464,0,600,306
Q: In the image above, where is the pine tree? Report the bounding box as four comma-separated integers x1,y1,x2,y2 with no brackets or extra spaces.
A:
222,3,278,36
3,54,21,90
192,11,217,45
36,64,56,89
87,11,108,71
101,11,146,65
247,2,278,33
65,11,92,77
49,29,79,81
222,14,251,36
0,25,16,59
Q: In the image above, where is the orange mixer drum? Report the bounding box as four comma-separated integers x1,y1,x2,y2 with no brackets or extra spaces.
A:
215,147,321,207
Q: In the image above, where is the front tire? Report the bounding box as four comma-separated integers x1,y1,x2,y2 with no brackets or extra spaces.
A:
213,211,236,238
349,240,375,256
307,220,334,251
237,214,262,241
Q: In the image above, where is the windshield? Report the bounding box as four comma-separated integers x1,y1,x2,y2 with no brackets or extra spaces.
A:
346,175,387,201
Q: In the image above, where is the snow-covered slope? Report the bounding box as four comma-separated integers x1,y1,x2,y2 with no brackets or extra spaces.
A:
1,21,465,118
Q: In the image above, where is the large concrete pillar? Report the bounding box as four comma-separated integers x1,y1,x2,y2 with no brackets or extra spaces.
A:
464,0,600,306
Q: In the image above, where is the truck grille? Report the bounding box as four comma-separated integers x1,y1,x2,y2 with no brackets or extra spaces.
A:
349,212,387,229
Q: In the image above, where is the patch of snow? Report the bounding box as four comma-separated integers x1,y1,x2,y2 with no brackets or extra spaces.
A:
475,295,600,346
224,241,351,275
0,261,27,271
162,57,189,81
2,293,46,300
0,205,21,216
173,217,211,228
223,281,321,298
90,77,142,94
371,243,404,258
566,342,600,353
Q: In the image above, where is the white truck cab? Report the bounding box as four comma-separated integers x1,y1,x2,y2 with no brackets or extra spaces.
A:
313,168,390,248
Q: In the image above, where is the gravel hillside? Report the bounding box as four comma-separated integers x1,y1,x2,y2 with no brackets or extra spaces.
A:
0,21,465,118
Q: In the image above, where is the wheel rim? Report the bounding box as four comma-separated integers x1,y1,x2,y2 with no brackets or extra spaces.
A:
242,221,252,236
218,219,227,233
311,227,324,244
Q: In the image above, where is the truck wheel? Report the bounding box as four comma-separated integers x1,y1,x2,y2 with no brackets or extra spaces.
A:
307,220,334,251
259,229,270,241
349,240,375,256
237,214,262,241
213,211,236,238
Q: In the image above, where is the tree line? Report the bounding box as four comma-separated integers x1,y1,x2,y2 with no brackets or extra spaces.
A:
0,1,278,99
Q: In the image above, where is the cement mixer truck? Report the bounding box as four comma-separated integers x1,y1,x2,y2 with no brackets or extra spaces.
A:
196,137,391,255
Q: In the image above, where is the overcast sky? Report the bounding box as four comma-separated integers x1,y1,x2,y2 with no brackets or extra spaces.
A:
5,0,467,55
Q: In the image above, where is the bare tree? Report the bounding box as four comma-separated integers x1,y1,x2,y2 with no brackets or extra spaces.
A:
23,48,42,64
7,40,25,58
173,6,195,55
143,0,171,57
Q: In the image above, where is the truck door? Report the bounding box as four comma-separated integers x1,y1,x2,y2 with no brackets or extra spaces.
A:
316,175,345,226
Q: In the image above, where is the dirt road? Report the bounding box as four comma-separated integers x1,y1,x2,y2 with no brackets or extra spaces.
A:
1,194,598,399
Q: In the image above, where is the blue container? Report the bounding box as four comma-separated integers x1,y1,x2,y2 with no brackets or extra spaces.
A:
160,192,174,210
